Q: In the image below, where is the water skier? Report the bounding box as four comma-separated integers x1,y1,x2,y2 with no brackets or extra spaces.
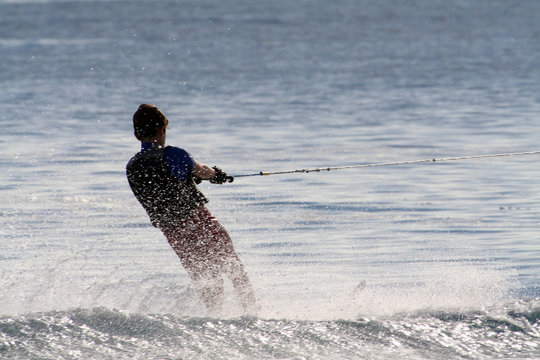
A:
126,104,257,313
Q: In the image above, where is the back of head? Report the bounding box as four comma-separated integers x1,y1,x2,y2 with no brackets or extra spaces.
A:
133,104,169,140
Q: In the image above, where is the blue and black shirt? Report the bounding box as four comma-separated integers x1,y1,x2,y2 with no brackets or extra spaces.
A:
126,143,208,229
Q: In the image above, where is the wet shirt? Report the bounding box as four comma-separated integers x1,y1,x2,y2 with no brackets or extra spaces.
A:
128,142,208,228
141,142,195,180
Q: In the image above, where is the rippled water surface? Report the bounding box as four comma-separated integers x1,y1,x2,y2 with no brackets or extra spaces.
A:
1,0,539,358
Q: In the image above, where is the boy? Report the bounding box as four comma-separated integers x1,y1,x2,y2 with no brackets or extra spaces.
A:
126,104,257,312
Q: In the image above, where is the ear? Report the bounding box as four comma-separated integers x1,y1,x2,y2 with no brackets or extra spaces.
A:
134,131,142,141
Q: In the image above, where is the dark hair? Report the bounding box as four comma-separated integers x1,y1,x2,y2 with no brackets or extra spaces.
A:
133,104,169,140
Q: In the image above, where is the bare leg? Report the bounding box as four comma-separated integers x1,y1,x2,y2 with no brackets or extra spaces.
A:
220,246,258,312
196,209,258,311
163,228,226,312
163,207,257,312
188,262,225,312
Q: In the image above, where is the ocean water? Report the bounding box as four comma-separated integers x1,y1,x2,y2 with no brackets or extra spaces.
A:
1,0,539,358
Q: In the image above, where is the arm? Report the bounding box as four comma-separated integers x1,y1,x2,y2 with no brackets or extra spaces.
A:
193,161,216,180
193,161,234,184
163,147,231,183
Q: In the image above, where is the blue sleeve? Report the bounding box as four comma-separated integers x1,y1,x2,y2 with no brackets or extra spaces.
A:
164,146,196,180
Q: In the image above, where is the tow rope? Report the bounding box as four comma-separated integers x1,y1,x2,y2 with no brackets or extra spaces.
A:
233,150,540,178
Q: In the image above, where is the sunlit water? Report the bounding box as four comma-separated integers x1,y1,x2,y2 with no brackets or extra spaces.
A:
1,0,539,358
